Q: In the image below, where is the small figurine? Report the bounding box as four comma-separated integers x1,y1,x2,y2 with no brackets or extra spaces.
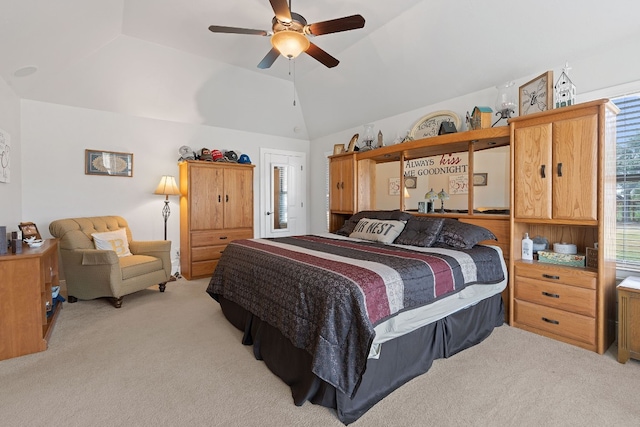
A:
377,130,384,148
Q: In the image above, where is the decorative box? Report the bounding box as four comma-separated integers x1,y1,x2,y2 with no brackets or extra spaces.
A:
537,250,586,267
586,247,598,268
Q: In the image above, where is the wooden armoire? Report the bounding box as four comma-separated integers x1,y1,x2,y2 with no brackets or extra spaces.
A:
509,99,619,354
179,161,254,280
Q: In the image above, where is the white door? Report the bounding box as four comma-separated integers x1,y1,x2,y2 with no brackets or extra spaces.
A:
260,149,307,238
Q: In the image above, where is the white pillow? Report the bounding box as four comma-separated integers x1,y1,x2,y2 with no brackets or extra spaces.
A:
91,228,132,257
349,218,407,244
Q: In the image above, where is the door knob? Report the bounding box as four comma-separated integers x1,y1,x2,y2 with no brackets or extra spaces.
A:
266,212,272,215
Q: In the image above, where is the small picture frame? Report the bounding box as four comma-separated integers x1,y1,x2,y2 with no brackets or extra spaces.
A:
333,144,345,155
519,71,553,116
473,173,488,186
404,176,417,189
85,149,133,177
418,201,426,213
19,222,42,240
346,133,359,152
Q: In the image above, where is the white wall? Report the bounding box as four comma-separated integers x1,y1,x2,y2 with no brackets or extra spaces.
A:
0,77,22,234
20,100,309,270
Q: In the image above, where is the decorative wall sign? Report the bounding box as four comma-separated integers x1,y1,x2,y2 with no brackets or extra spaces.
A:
85,149,133,177
0,127,10,183
409,111,461,140
519,71,553,115
448,174,468,195
388,177,401,195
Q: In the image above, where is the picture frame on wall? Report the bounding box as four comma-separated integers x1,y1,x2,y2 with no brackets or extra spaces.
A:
473,173,488,186
519,71,553,116
85,149,133,177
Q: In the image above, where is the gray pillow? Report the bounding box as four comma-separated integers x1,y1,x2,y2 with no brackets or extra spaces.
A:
349,218,407,244
436,218,497,249
394,217,445,247
335,210,413,236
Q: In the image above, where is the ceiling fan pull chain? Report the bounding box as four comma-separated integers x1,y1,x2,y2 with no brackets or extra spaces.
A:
290,59,296,106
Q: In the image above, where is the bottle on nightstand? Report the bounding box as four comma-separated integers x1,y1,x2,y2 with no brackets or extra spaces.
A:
522,233,533,261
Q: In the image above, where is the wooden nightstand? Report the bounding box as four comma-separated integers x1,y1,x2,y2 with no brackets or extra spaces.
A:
617,276,640,364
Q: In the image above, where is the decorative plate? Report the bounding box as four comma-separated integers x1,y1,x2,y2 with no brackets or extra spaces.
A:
409,110,461,140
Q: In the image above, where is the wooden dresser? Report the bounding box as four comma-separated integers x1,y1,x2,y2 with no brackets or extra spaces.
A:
617,276,640,363
0,239,61,360
179,161,254,280
509,100,619,354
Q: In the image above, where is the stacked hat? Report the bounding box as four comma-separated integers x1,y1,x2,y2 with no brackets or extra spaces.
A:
224,150,238,162
211,149,224,161
238,154,251,164
199,148,213,161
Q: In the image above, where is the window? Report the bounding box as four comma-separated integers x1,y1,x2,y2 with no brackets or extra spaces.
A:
614,94,640,271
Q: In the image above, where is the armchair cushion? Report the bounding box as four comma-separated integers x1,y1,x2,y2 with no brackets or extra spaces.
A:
91,228,132,257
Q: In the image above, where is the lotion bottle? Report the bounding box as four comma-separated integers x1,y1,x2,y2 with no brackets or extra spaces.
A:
522,233,533,261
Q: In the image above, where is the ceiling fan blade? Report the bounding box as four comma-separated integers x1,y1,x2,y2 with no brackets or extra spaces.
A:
208,25,268,36
305,43,339,68
307,15,365,36
257,48,280,69
269,0,292,22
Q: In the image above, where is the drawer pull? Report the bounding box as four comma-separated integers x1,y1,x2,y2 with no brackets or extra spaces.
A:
219,236,228,240
542,317,560,325
542,291,560,299
542,274,560,280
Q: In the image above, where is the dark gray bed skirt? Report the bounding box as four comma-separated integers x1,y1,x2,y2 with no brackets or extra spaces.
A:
217,294,504,425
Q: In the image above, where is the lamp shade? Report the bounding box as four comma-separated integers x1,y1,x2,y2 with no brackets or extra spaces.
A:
154,176,180,197
271,31,310,59
403,187,410,198
437,188,450,200
425,188,438,201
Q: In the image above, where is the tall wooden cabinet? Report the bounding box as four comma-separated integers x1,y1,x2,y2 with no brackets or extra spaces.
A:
509,99,619,354
328,153,376,232
0,239,61,360
179,161,254,280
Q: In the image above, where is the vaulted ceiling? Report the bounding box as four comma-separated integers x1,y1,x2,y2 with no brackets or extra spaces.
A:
2,0,639,140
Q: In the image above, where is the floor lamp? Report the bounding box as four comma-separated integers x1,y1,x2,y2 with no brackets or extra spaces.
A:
154,175,181,240
154,175,181,281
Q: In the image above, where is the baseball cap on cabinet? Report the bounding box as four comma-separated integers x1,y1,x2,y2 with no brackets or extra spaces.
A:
224,150,238,162
211,149,224,161
238,154,251,164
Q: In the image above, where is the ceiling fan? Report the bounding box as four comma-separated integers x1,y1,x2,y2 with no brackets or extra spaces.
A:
208,0,365,69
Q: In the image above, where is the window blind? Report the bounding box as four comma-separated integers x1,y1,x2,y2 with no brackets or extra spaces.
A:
614,94,640,271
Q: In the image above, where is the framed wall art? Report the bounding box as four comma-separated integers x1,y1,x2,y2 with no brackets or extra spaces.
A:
388,177,401,196
519,71,553,116
473,173,488,186
333,144,345,155
85,149,133,177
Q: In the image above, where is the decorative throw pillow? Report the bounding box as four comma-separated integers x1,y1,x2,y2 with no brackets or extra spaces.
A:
91,228,132,257
349,218,407,244
436,218,497,249
394,217,445,247
335,210,413,236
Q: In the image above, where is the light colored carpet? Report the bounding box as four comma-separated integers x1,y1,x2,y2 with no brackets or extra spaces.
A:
1,278,638,427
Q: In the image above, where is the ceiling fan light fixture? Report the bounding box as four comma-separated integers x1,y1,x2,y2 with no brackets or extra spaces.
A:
271,30,310,59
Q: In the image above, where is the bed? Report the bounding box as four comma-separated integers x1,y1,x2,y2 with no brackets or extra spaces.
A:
207,213,508,424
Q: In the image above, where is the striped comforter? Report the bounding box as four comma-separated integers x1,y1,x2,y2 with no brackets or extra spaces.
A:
207,235,505,398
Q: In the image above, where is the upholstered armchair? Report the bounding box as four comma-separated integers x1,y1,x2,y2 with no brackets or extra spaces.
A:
49,216,171,308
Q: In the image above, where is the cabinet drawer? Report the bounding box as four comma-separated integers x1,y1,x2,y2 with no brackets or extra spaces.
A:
515,263,596,290
191,228,253,247
192,245,227,262
191,260,219,278
514,299,596,346
515,276,595,317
